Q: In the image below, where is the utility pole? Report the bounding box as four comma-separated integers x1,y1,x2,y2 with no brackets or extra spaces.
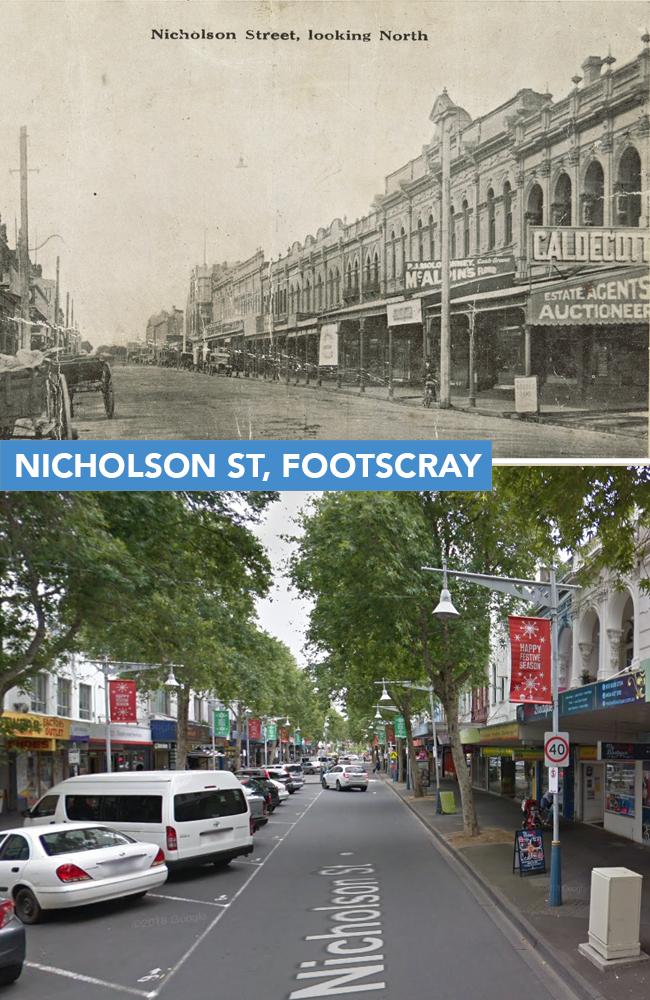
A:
54,256,60,348
18,127,31,350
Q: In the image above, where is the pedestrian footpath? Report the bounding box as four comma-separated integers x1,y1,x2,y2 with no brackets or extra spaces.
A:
382,775,650,1000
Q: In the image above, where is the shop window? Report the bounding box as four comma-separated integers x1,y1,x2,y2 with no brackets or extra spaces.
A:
31,673,48,714
605,762,635,817
616,147,642,227
151,690,171,715
57,678,72,717
79,683,92,720
503,181,513,244
174,789,247,822
487,188,496,250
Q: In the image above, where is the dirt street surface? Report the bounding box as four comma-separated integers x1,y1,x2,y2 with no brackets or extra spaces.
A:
71,366,647,459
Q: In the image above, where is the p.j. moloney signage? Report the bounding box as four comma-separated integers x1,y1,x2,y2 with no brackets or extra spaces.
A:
530,226,650,265
405,255,514,290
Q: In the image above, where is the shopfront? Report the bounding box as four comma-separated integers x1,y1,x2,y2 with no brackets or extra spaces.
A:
2,713,72,809
150,720,177,769
74,722,154,773
599,742,650,845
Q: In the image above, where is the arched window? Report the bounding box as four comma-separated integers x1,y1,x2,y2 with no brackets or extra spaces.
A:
552,173,572,226
397,227,406,277
334,268,340,302
365,254,372,285
316,274,323,310
487,188,495,250
295,283,301,312
327,269,333,306
583,161,604,226
526,183,544,232
304,280,311,312
390,231,396,280
417,218,424,259
346,262,353,295
372,252,379,285
462,199,470,256
503,181,513,244
616,147,642,227
449,205,456,259
428,213,435,259
353,257,359,291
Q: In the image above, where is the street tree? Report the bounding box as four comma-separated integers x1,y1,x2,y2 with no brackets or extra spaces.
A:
290,489,548,836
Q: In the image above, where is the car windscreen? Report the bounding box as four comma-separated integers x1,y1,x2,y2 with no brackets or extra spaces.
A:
345,766,367,773
40,827,135,856
174,789,247,823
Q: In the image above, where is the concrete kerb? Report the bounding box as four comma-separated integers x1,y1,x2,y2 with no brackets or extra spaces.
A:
382,778,607,1000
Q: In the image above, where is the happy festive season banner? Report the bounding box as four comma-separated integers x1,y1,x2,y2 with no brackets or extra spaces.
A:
508,616,552,704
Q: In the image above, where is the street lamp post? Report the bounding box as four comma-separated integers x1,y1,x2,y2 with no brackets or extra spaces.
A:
375,679,441,797
94,659,180,773
425,563,579,907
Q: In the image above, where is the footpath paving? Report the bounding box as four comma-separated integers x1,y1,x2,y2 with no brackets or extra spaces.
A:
383,775,650,1000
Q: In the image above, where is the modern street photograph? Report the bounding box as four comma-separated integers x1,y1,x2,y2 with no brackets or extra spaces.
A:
0,0,648,457
0,470,649,999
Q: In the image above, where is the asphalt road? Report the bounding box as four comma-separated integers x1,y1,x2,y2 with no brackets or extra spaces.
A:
17,777,566,1000
71,365,646,458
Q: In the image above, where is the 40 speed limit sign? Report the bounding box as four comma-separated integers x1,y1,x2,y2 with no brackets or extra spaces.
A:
544,732,570,768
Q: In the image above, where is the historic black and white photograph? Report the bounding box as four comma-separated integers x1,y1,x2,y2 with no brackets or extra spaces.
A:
0,0,648,456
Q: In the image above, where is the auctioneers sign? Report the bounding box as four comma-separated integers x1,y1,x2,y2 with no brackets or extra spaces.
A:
529,268,649,326
530,226,650,265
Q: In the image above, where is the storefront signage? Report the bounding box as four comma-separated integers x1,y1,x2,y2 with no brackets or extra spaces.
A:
405,256,514,290
394,716,407,739
560,686,595,714
8,738,55,752
213,709,231,739
247,718,262,740
508,616,552,704
529,268,649,326
150,719,177,742
513,829,546,876
318,323,339,366
109,723,152,743
1,711,71,741
596,671,646,709
514,376,539,414
109,680,138,723
530,226,650,265
187,722,210,743
68,748,81,765
599,741,650,761
479,722,521,741
387,299,422,327
480,747,514,758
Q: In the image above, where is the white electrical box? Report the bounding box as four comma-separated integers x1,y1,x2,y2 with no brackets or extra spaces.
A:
587,868,643,961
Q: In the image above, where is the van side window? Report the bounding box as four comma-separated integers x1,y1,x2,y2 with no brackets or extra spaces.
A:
174,789,247,822
30,794,59,818
65,795,162,823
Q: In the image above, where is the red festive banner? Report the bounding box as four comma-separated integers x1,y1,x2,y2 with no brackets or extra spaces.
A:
109,680,138,723
279,727,289,743
385,725,395,743
247,718,262,740
508,616,552,704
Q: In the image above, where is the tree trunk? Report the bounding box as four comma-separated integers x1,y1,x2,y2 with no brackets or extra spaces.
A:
397,739,405,782
440,687,480,836
175,685,190,770
404,714,423,798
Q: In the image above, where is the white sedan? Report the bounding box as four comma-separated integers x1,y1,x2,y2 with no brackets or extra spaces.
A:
322,764,369,791
0,823,168,924
268,778,290,801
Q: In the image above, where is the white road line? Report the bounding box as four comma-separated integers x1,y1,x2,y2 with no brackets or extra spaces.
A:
148,893,228,908
153,788,324,998
25,962,156,999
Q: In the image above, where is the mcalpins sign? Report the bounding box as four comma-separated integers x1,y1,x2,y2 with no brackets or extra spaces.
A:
530,226,650,265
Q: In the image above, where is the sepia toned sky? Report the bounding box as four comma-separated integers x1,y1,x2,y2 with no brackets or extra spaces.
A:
2,0,647,344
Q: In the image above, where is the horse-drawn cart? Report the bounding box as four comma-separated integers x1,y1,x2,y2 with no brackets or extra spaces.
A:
56,355,115,419
0,362,74,439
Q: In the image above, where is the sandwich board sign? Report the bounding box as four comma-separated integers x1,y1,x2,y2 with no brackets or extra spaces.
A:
513,829,546,876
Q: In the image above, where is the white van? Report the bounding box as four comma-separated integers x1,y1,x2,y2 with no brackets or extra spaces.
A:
23,771,254,869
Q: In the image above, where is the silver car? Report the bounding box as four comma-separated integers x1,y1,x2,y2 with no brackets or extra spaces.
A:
283,764,305,788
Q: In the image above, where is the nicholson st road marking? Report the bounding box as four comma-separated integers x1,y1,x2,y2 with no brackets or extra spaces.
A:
289,863,386,998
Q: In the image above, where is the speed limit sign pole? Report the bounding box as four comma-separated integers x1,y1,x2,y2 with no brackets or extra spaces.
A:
549,566,562,907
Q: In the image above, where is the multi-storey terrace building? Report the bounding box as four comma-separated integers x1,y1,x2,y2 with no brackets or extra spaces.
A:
189,37,648,407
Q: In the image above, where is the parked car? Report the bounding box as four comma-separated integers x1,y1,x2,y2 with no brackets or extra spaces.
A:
266,767,296,793
0,898,25,985
301,758,319,774
0,824,167,924
241,786,268,832
236,774,279,812
283,764,304,789
322,764,369,792
23,771,253,870
267,778,289,801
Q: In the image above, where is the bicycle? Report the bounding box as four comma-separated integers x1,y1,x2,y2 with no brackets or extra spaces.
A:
423,378,437,408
